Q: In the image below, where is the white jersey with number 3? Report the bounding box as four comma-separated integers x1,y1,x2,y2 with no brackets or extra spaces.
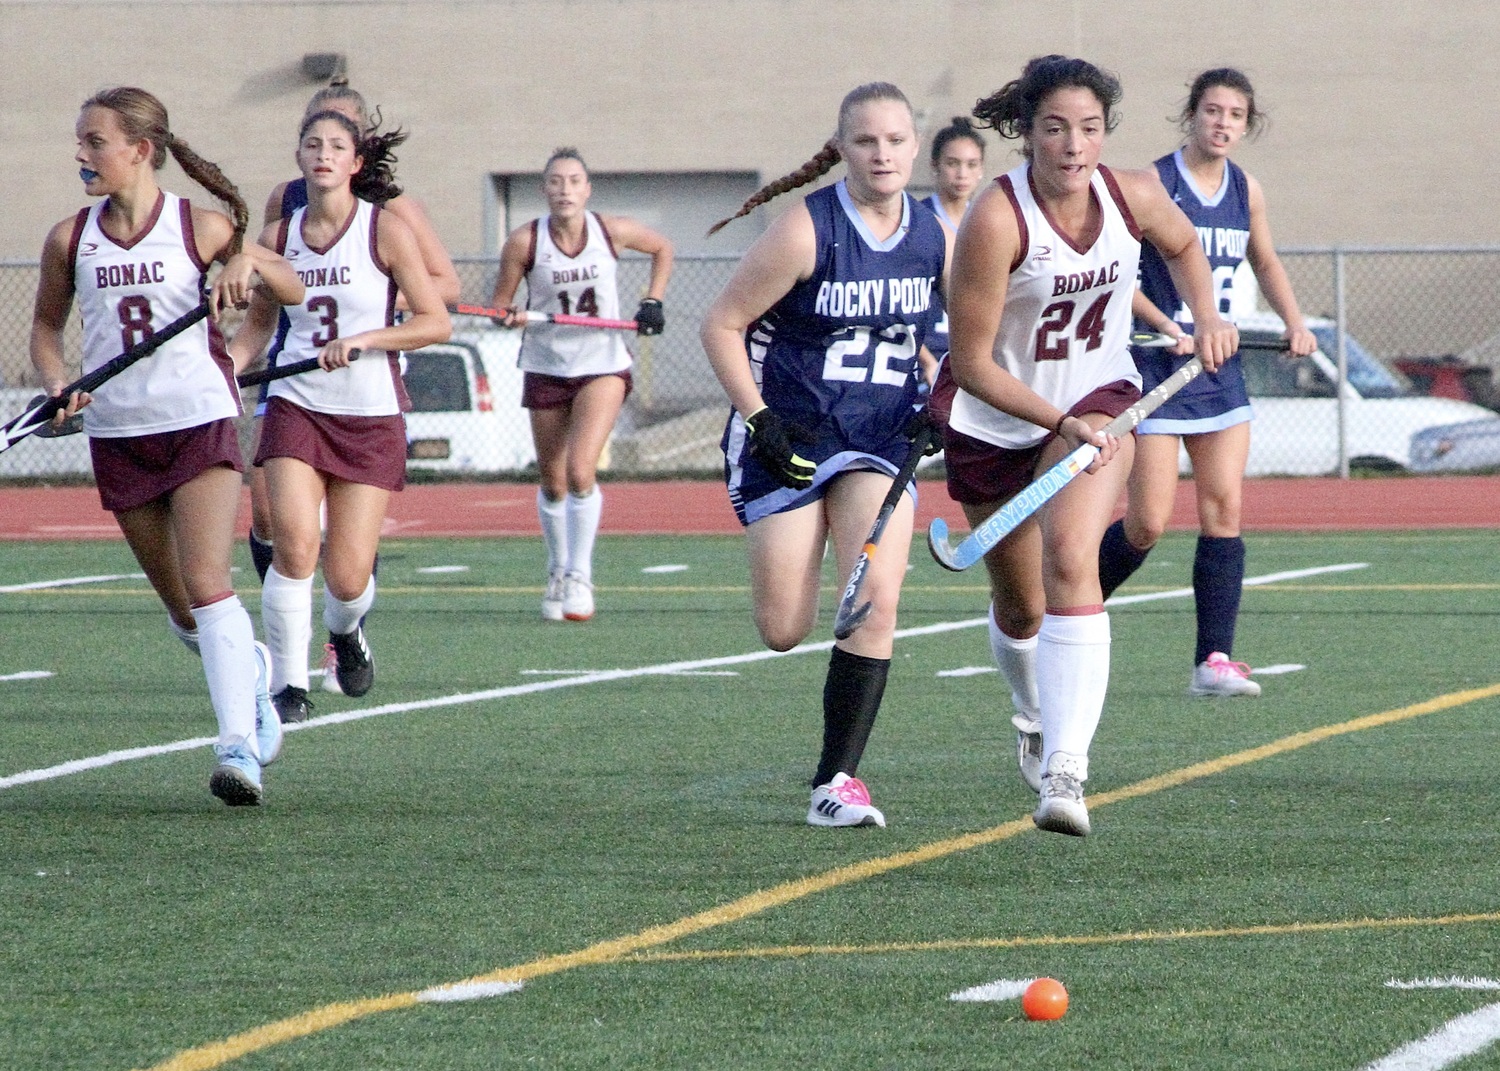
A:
518,211,631,377
71,191,234,438
271,198,405,416
949,162,1142,449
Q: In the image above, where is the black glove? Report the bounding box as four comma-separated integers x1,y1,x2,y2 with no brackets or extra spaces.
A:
634,298,665,336
902,407,943,456
745,406,816,490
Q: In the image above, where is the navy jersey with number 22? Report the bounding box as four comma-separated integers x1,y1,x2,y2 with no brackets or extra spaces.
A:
724,181,946,526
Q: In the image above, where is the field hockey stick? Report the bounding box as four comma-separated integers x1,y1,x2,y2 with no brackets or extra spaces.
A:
236,349,362,388
1130,330,1292,351
448,302,638,332
832,418,939,640
928,356,1205,571
0,301,210,454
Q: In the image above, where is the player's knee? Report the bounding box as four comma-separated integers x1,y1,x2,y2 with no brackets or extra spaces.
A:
1124,514,1166,550
755,608,812,652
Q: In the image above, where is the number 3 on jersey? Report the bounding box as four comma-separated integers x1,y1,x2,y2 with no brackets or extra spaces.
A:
823,324,918,386
1035,293,1110,362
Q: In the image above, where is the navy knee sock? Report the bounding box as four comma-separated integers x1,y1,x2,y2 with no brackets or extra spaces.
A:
813,648,889,787
1193,534,1246,664
249,529,274,583
1099,518,1152,600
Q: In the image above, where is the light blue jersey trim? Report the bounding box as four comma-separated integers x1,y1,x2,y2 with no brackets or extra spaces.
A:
835,180,912,253
1138,405,1253,436
1172,148,1229,209
924,193,965,231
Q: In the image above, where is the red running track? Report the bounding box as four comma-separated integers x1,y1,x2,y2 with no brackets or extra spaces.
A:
1,477,1498,540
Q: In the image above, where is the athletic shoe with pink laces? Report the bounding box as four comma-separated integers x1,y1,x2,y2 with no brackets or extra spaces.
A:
320,642,345,695
807,772,886,828
1190,652,1262,697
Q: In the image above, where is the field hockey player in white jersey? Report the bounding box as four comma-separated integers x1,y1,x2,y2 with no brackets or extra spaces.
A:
943,56,1237,836
29,87,305,806
490,148,673,623
702,82,951,828
246,81,460,590
1098,68,1317,698
229,109,450,725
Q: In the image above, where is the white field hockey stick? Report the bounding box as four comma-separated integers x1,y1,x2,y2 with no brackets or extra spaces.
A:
927,355,1205,572
236,349,362,388
449,302,638,332
832,417,939,640
0,301,210,453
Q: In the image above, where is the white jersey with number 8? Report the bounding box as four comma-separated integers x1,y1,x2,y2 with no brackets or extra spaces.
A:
948,162,1142,450
71,191,232,438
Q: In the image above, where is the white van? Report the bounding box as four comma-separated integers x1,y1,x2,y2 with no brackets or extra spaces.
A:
402,327,535,474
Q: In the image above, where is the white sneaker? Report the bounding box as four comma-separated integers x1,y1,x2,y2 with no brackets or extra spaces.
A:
541,572,565,621
1190,652,1261,697
1033,751,1090,837
319,642,345,694
253,641,282,765
1012,712,1042,793
562,571,594,621
807,772,886,828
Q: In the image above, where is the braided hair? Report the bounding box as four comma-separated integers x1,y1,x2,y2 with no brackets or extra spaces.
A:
972,56,1122,157
82,87,250,255
707,82,912,236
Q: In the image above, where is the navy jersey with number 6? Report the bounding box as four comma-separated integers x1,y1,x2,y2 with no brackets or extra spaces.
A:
724,180,946,525
1133,149,1254,433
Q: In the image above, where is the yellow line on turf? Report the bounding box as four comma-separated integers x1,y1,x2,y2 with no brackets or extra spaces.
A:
623,911,1500,963
136,682,1500,1071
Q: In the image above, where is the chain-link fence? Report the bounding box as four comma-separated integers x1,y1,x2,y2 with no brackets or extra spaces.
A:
4,247,1500,481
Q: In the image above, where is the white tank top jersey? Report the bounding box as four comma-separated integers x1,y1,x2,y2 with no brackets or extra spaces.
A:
69,191,235,438
517,211,631,378
270,198,406,416
949,162,1143,450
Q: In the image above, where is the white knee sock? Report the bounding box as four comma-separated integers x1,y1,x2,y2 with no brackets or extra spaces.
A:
988,604,1040,732
262,566,314,693
565,487,603,582
537,489,568,577
193,595,258,756
1036,611,1111,778
169,616,200,656
323,576,375,636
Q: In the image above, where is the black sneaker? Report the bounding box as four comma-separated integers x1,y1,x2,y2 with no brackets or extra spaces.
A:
273,684,313,725
329,625,374,697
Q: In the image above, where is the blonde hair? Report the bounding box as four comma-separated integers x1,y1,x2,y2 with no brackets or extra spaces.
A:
83,86,249,253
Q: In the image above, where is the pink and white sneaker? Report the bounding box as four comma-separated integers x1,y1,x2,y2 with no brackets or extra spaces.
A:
807,772,886,828
1190,652,1261,697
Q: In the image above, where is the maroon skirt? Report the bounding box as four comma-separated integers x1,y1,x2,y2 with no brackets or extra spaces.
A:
255,396,407,492
522,369,633,410
90,418,244,513
943,380,1140,505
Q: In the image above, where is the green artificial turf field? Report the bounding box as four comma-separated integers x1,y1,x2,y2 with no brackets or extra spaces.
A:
3,529,1499,1070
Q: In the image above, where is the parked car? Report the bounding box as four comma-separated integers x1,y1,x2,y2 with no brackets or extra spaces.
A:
1180,312,1500,475
401,327,535,474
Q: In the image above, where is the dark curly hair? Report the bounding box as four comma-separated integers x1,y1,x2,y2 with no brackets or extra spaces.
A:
298,109,406,204
972,56,1123,157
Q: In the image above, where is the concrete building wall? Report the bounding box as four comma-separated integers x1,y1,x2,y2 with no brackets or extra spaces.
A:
0,0,1493,260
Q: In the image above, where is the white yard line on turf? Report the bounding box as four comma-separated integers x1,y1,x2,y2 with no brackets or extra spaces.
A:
949,978,1035,1002
0,562,1367,792
1388,978,1500,990
0,572,147,593
1360,1003,1500,1071
416,980,524,1003
1,671,53,682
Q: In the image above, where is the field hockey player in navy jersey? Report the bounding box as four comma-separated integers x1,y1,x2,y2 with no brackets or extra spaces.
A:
1097,68,1317,697
702,82,951,828
30,87,304,805
943,57,1237,835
